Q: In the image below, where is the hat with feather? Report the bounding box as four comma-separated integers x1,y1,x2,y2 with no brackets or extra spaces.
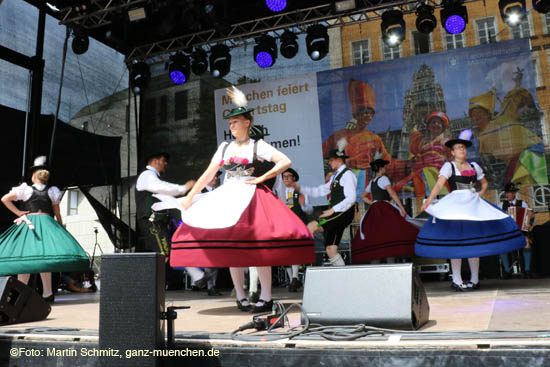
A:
223,86,255,119
29,156,48,173
325,138,349,160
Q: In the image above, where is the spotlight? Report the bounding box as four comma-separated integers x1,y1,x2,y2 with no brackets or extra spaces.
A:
280,30,299,59
334,0,356,12
130,61,150,94
254,35,278,68
209,44,231,78
381,10,406,46
72,28,89,55
306,24,329,61
416,4,437,34
191,48,208,75
168,54,190,85
499,0,526,25
533,0,550,13
266,0,287,12
204,1,215,15
441,0,468,34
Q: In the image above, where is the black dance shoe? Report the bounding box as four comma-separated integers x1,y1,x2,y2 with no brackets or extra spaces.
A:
288,278,302,292
465,281,480,290
451,282,471,292
42,294,55,304
249,299,273,313
236,298,251,312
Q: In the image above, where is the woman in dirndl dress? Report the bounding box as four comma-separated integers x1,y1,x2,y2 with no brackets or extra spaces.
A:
416,133,525,291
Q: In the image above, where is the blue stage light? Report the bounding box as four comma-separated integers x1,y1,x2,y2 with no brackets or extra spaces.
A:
169,70,186,84
445,15,466,34
255,51,274,68
254,35,277,68
441,0,468,34
168,54,190,85
266,0,287,12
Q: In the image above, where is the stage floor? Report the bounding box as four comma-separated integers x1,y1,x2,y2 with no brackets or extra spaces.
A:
1,277,550,336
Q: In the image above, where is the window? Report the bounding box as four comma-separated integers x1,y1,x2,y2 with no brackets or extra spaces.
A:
383,42,400,60
351,39,370,65
174,90,189,120
510,16,531,39
532,53,543,88
68,190,78,216
159,95,168,125
412,31,430,55
544,13,550,34
476,18,497,44
531,186,550,209
445,32,465,50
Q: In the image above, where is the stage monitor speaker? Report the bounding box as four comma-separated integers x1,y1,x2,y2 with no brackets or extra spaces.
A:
0,276,51,326
302,264,429,330
99,253,165,367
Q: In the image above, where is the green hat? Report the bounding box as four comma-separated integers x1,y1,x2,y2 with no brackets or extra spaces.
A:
223,107,255,119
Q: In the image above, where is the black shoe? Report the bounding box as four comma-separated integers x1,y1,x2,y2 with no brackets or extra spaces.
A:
248,291,259,303
466,281,480,290
502,271,512,280
43,294,55,303
207,287,222,296
236,298,251,312
451,282,471,292
288,278,301,292
194,276,207,289
250,299,273,313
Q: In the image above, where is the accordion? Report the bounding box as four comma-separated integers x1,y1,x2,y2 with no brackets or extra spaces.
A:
507,207,532,231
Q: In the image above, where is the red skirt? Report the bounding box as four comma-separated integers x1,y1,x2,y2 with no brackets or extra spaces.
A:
352,201,419,263
170,185,315,267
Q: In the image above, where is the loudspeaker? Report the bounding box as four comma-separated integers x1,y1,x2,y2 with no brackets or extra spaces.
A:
0,276,51,326
99,253,165,367
302,264,429,330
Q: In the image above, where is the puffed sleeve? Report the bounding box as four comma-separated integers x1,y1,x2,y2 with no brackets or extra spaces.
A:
211,142,230,165
439,162,452,179
9,183,32,201
472,162,485,180
48,186,62,205
255,139,278,162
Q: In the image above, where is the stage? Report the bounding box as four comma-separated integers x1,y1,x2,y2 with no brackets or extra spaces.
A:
1,277,550,366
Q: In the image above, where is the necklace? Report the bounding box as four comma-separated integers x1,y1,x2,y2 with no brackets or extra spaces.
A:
235,138,250,146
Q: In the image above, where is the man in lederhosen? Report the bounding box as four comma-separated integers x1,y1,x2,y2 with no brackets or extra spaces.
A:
291,148,357,266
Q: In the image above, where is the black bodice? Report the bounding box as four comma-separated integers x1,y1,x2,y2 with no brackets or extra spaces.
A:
371,176,391,201
22,186,54,216
448,162,477,192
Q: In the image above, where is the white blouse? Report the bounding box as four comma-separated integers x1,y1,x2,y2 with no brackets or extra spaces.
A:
211,139,278,164
10,183,62,205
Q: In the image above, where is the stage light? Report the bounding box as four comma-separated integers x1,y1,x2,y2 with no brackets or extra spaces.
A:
334,0,356,12
209,44,231,78
254,35,278,68
72,28,89,55
381,10,406,46
204,1,215,15
191,48,208,75
306,24,329,61
128,7,147,21
441,0,468,34
416,4,437,34
130,61,150,94
266,0,287,12
168,54,190,85
499,0,526,25
533,0,550,13
280,30,299,59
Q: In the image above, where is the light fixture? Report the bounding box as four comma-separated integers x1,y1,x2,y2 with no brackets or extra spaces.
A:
191,48,208,75
306,24,329,61
254,35,278,68
204,1,215,15
334,0,356,12
533,0,550,13
128,7,147,22
266,0,287,12
130,61,150,94
441,0,468,34
381,10,406,46
280,30,299,59
499,0,526,25
209,44,231,78
72,28,89,55
416,4,437,34
169,54,190,85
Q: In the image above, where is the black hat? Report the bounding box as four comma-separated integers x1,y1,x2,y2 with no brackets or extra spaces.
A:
325,149,349,160
445,139,472,149
503,182,520,192
283,168,299,182
146,152,170,163
29,156,48,173
370,159,390,171
249,125,270,140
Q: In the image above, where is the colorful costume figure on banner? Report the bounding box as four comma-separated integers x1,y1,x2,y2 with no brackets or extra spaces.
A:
292,145,357,267
153,86,314,313
498,182,535,279
135,152,198,290
274,167,313,292
416,133,525,291
0,157,88,303
352,159,420,263
395,112,451,197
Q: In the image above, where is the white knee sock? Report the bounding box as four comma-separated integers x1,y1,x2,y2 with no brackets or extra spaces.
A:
468,257,480,284
230,267,247,301
291,265,299,279
186,267,205,282
249,267,259,293
256,266,272,302
40,273,53,298
329,253,345,266
451,258,463,285
18,274,30,284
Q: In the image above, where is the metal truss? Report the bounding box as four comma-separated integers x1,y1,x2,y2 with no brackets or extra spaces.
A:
59,0,148,28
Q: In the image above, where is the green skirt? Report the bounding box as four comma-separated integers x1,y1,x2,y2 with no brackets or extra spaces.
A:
0,214,89,275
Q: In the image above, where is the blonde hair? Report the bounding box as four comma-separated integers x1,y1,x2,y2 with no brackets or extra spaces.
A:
35,169,50,184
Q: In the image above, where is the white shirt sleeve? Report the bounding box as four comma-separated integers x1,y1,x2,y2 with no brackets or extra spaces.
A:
498,202,504,209
365,181,372,193
48,187,62,205
332,170,358,213
9,183,33,201
255,139,278,162
136,170,189,196
300,180,331,198
211,142,230,164
521,201,529,208
377,176,391,190
471,162,485,180
439,162,452,179
301,194,314,215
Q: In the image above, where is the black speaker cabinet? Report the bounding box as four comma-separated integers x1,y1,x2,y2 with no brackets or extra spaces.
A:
99,253,165,367
0,276,51,326
302,264,429,330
